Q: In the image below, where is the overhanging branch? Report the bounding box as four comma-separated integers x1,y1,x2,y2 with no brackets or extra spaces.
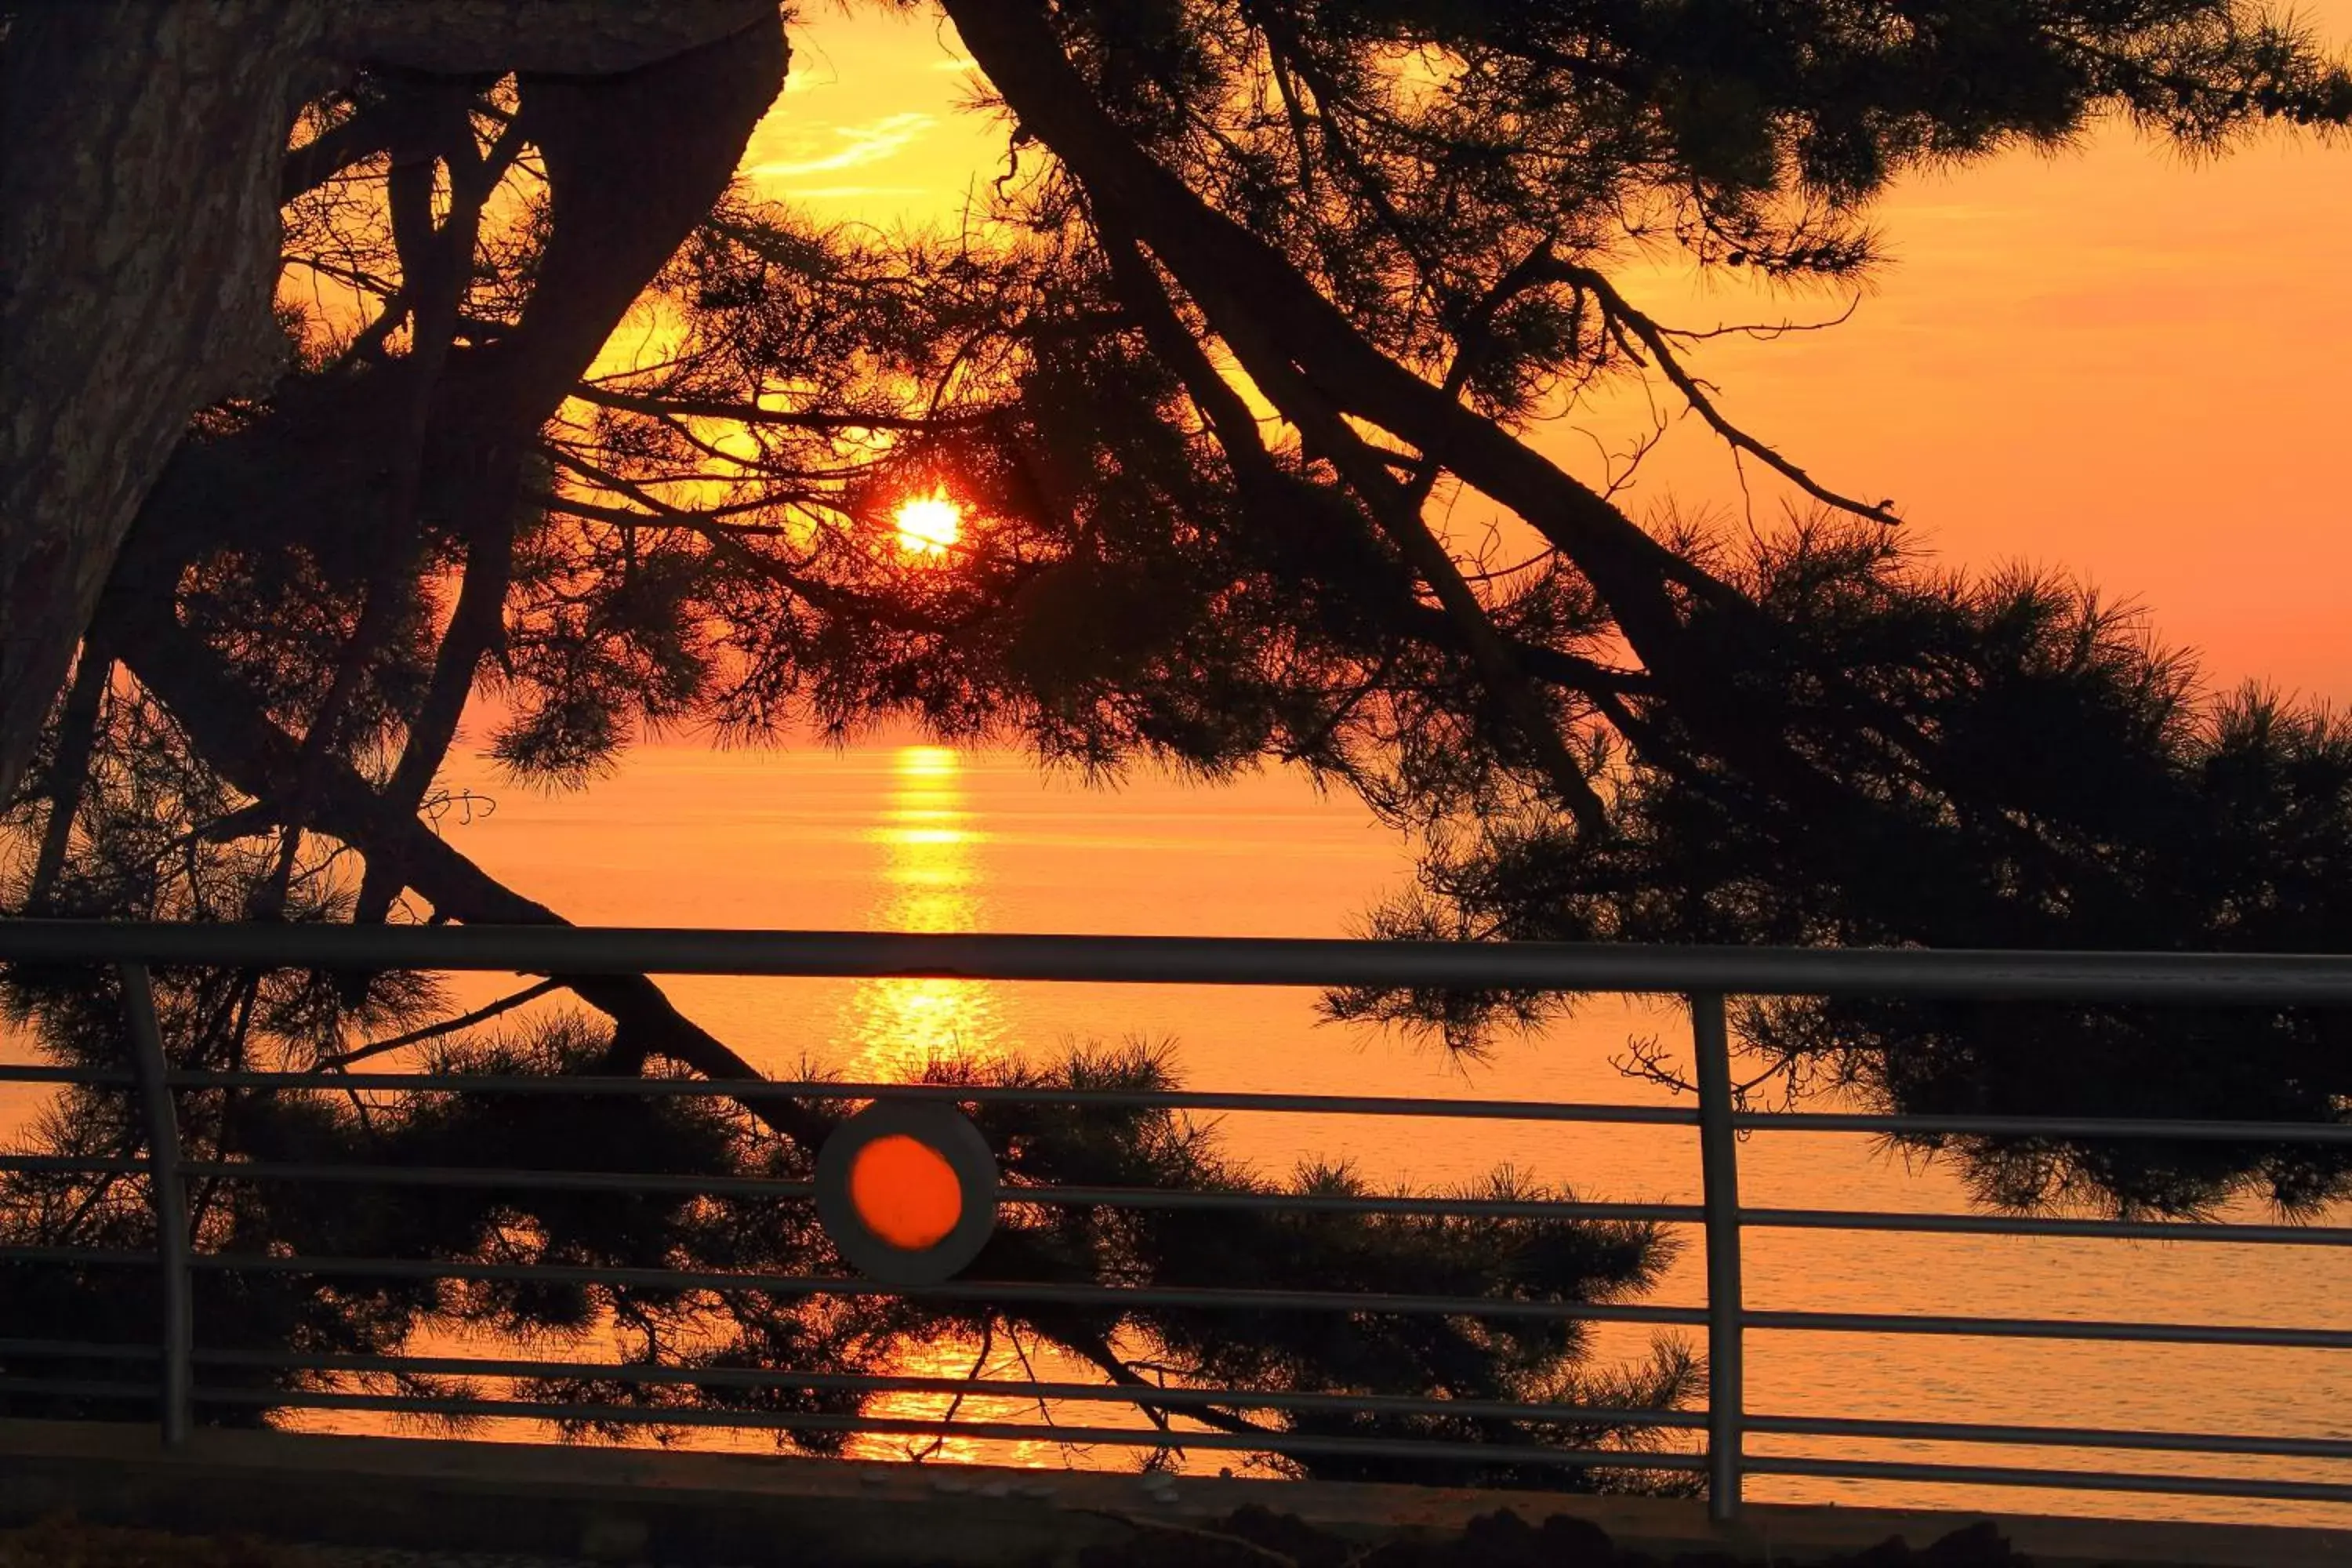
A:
1539,259,1900,527
106,595,828,1149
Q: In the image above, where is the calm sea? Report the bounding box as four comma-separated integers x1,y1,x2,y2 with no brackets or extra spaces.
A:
9,740,2347,1524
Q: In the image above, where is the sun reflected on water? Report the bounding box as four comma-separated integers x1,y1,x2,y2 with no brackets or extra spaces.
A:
839,746,1002,1076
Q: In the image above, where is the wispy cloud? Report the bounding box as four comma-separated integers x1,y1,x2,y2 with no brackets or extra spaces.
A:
749,112,936,180
786,186,927,200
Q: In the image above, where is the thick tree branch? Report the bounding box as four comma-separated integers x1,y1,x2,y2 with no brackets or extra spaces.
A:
354,514,517,925
1225,308,1612,834
348,92,525,922
943,0,1899,833
941,0,1727,681
24,641,111,911
273,89,498,918
1102,226,1621,824
540,494,789,535
280,86,459,205
568,384,985,434
325,2,777,78
106,594,826,1149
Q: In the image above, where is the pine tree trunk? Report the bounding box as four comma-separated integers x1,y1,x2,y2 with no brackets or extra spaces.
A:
0,1,320,806
0,0,778,806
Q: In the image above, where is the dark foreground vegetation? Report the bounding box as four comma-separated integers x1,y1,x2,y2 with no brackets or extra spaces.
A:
1091,1508,2031,1568
0,1508,2039,1568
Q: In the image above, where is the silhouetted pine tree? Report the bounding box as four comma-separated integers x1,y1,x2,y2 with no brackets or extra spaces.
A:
7,2,2352,1465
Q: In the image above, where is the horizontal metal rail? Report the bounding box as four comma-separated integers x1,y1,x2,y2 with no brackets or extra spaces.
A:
5,919,2349,1526
0,1339,162,1360
190,1348,1711,1429
22,1058,2345,1142
178,1252,1711,1326
0,1376,158,1403
0,1374,1708,1472
153,1069,1705,1124
166,1159,1693,1224
17,1243,2336,1348
21,1150,2343,1242
0,1245,157,1267
1740,1308,2352,1349
15,1341,2342,1461
1743,1412,2352,1461
1737,1109,2352,1142
7,918,2352,1002
5,1371,2333,1507
0,1153,151,1176
19,1340,2341,1462
0,1062,132,1086
1742,1453,2352,1506
1736,1206,2352,1247
191,1385,1710,1473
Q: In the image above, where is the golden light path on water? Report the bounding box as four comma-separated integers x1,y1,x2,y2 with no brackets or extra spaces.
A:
833,746,1019,1465
830,748,1185,1468
838,746,1002,1077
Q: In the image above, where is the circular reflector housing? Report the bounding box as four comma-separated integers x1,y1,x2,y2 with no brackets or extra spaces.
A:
815,1101,997,1285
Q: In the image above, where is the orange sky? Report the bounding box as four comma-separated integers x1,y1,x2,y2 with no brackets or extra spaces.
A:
741,2,2352,706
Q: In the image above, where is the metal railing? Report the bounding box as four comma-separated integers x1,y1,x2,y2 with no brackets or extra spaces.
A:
2,920,2350,1523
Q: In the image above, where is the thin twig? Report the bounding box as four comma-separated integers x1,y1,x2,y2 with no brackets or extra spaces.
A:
1540,260,1900,526
321,978,562,1069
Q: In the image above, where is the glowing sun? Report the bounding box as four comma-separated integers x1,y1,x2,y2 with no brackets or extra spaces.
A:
894,492,961,557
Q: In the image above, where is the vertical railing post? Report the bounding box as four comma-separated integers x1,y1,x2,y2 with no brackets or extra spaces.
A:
1690,990,1744,1523
120,963,192,1446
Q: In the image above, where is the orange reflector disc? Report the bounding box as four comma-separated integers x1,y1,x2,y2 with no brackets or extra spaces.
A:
848,1133,963,1250
815,1100,997,1283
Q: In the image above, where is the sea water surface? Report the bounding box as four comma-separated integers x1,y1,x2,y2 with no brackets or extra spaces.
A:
8,739,2347,1524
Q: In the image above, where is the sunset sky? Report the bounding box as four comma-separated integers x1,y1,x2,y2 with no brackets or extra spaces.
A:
741,0,2352,706
14,15,2346,1512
